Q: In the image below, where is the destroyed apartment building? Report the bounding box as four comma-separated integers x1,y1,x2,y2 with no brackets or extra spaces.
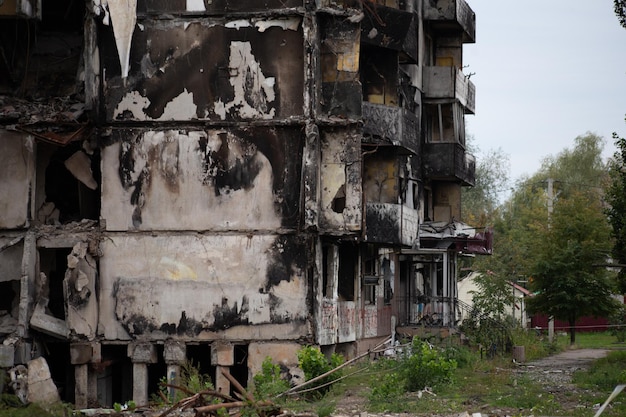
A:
0,0,491,408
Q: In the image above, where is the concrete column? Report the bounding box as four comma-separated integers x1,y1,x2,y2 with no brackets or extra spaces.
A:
164,341,186,401
214,366,230,394
129,343,157,406
71,343,97,408
132,363,149,406
75,364,89,409
211,343,234,394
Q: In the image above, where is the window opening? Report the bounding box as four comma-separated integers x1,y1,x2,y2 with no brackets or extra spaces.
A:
230,344,249,395
338,243,356,301
362,244,377,305
39,142,101,224
38,247,71,320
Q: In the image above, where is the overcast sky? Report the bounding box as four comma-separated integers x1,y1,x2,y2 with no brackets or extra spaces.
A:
463,0,626,190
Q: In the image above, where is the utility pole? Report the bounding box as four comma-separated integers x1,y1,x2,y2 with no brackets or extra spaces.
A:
547,178,555,342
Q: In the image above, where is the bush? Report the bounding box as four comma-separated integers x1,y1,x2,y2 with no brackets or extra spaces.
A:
401,338,457,391
297,346,344,396
252,357,290,400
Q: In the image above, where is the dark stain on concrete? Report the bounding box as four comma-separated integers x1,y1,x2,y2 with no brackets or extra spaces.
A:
212,296,249,330
265,235,308,291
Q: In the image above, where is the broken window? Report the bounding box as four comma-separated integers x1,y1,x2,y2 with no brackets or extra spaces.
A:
230,344,249,394
38,248,72,321
37,142,101,224
321,243,338,299
337,242,356,302
428,103,465,145
360,45,398,106
362,244,377,305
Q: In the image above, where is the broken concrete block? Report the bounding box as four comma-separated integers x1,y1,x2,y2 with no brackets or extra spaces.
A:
0,311,17,335
0,345,14,367
211,343,234,366
27,357,61,404
164,341,186,364
129,343,157,364
64,151,98,190
70,343,93,365
29,302,69,339
13,341,33,365
9,364,28,404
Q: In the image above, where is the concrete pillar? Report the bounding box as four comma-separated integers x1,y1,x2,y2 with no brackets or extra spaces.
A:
129,343,157,406
132,363,149,406
211,343,234,394
71,342,97,408
75,364,89,409
164,341,186,401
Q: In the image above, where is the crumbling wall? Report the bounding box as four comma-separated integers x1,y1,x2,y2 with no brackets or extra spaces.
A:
98,234,311,341
101,127,303,231
319,128,362,232
102,17,304,122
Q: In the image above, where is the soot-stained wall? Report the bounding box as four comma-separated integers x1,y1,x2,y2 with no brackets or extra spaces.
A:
319,128,362,233
98,234,311,341
102,17,305,122
101,127,303,231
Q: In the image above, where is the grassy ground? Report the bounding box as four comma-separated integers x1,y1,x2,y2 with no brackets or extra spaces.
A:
1,331,625,417
312,330,626,417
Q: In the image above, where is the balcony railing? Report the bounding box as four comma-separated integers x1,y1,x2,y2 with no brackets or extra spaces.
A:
423,66,475,114
423,142,475,186
362,102,420,154
395,295,459,327
365,202,419,246
423,0,476,43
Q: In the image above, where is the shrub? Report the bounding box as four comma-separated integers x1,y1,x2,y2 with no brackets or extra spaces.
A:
252,357,290,400
297,346,344,395
400,338,457,391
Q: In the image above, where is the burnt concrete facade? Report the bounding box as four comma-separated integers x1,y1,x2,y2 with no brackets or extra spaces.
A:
0,0,489,408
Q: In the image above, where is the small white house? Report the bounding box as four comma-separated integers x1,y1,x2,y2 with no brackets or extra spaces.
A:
458,272,531,328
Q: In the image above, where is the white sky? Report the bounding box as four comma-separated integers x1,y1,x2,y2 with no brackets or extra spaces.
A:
464,0,626,188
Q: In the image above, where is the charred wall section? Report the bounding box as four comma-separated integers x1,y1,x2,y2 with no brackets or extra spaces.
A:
102,18,305,122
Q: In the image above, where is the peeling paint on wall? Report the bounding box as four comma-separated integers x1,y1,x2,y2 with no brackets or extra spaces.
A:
103,18,304,121
213,41,276,120
100,234,309,340
101,127,303,231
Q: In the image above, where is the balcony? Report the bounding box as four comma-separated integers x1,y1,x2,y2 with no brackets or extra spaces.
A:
362,102,420,154
423,66,475,114
365,203,419,246
423,142,475,186
424,0,476,43
361,4,417,62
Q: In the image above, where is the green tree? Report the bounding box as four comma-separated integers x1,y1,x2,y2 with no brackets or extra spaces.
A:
475,133,608,280
472,133,618,345
526,190,619,344
605,125,626,293
462,146,510,227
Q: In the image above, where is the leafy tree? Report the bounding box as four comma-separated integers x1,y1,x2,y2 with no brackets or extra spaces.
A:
471,133,618,345
616,0,626,28
526,190,620,344
605,125,626,293
462,146,510,227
